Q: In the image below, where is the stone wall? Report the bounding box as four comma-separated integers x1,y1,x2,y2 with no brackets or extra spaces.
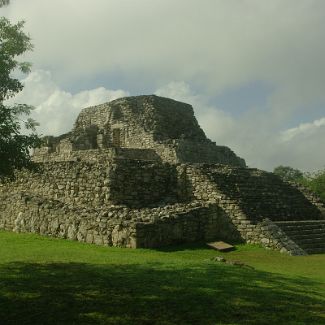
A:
1,157,324,254
1,160,181,209
2,161,112,208
106,159,180,207
33,148,161,163
135,204,242,248
0,192,241,248
74,96,207,143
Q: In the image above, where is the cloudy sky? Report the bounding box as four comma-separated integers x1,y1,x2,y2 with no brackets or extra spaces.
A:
2,0,325,171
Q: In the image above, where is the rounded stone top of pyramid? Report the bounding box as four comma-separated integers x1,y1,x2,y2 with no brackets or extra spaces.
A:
74,94,207,141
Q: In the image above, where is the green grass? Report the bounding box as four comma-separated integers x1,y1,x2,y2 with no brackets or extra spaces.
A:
0,231,324,325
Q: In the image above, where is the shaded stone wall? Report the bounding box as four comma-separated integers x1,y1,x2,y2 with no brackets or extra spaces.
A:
106,160,180,207
135,204,242,248
289,182,325,217
184,164,323,223
174,140,245,166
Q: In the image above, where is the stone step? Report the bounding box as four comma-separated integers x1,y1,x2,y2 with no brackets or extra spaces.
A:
282,224,325,229
277,223,325,230
283,230,325,237
275,220,325,254
294,237,325,245
304,247,325,254
288,231,325,237
275,220,325,228
275,220,325,226
278,223,325,229
290,235,325,242
293,237,325,244
297,241,325,248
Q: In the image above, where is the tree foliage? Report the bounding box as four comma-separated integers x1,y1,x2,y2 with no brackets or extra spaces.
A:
0,2,41,177
303,169,325,201
274,165,325,201
273,165,304,182
0,0,10,8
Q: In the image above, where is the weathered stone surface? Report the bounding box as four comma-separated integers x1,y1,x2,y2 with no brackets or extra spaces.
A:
207,241,234,251
1,95,325,255
33,95,245,167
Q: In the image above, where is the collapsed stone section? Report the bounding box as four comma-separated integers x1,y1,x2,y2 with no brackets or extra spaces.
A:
33,95,245,166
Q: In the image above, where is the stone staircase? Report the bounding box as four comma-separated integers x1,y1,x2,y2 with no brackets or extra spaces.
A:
194,165,324,223
274,220,325,254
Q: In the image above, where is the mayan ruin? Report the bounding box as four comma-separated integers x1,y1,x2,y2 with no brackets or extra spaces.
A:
1,95,325,255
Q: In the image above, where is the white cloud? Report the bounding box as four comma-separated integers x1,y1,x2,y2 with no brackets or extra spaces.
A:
9,70,129,135
281,118,325,142
5,0,325,105
4,1,325,171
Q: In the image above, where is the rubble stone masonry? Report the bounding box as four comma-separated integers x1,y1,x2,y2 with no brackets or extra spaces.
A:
1,95,324,254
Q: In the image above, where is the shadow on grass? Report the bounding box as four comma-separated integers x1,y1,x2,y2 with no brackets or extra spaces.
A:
155,241,210,252
0,262,324,325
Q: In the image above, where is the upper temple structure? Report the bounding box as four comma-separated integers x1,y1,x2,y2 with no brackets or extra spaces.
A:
32,95,245,166
1,95,325,255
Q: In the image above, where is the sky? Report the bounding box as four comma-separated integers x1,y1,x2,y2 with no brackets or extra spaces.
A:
2,0,325,172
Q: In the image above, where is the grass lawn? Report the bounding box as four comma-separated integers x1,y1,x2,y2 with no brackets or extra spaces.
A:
0,231,324,325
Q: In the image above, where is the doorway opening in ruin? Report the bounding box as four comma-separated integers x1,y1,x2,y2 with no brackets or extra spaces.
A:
112,128,121,147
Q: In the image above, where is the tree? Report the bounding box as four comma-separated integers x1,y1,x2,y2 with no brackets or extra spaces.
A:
0,1,10,7
0,1,41,177
273,165,304,182
303,169,325,201
274,165,325,201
